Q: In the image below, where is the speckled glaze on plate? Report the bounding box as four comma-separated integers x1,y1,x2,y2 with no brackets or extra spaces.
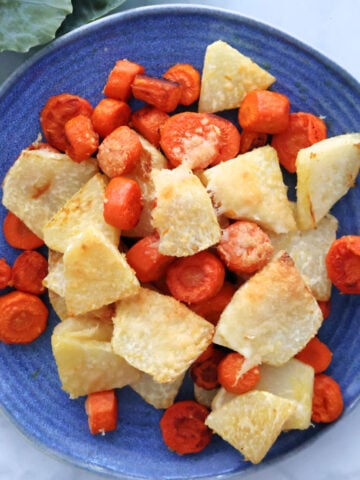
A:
0,5,359,480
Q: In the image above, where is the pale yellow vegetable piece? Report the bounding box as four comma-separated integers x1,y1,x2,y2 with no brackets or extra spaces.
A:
205,390,296,464
203,145,296,233
131,372,185,409
1,148,98,238
63,226,139,316
51,317,140,398
124,135,168,238
210,386,237,411
43,173,119,253
112,287,214,383
43,250,65,297
48,289,115,323
296,133,360,230
256,358,314,430
198,40,275,113
268,213,338,300
213,251,323,371
151,165,221,256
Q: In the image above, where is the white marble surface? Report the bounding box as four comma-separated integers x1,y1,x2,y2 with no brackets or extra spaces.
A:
0,1,359,479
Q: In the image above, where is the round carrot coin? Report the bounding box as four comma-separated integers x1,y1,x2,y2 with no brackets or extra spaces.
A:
160,112,222,169
11,250,48,295
325,235,360,294
3,212,44,250
216,220,274,274
160,400,212,454
0,291,48,344
166,250,225,304
40,93,94,152
312,374,344,423
217,352,261,394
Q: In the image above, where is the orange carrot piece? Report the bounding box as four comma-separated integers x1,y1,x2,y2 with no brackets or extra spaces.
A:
318,300,331,321
0,258,12,290
160,111,222,169
205,113,241,165
295,336,333,373
239,130,268,153
64,114,99,163
325,235,360,294
85,389,118,435
104,59,145,101
91,98,131,138
217,352,261,394
163,63,201,106
131,74,182,112
189,281,236,325
40,93,93,152
103,176,143,230
131,105,169,147
160,400,212,454
97,125,143,177
312,373,344,423
165,250,225,304
190,344,226,390
10,250,48,295
271,111,327,173
3,211,44,250
0,291,48,344
216,220,274,274
238,90,290,134
125,233,174,283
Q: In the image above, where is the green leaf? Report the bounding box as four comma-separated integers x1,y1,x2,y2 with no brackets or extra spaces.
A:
0,0,73,52
58,0,127,35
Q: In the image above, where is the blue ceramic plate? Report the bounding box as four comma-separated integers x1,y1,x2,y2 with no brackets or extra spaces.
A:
0,5,359,479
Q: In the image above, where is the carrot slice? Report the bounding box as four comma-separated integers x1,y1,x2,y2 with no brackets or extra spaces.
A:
10,250,48,295
131,74,182,112
163,63,201,106
189,281,236,325
160,400,212,454
238,89,290,134
92,98,132,138
160,111,221,169
125,233,174,283
216,220,274,274
325,235,360,294
3,211,44,250
64,114,99,163
190,344,226,390
40,93,93,152
97,125,143,177
103,176,143,230
165,250,225,304
0,258,12,290
85,389,118,435
295,336,333,373
312,374,344,423
271,111,327,173
131,105,169,147
217,352,261,394
103,59,145,101
239,130,268,153
0,291,48,344
160,112,240,169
